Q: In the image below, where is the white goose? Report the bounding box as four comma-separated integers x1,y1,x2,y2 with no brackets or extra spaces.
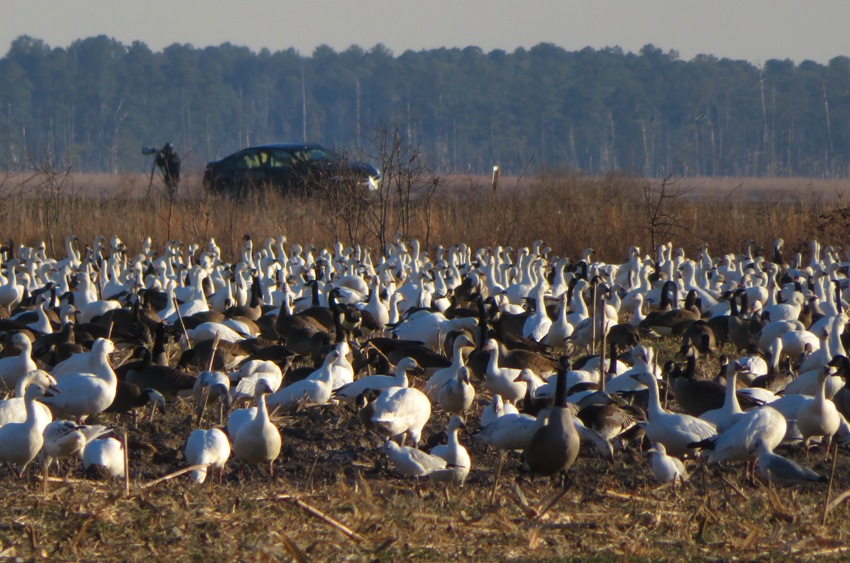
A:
423,334,475,401
437,366,475,415
0,333,38,390
334,357,423,403
481,338,526,404
390,310,478,352
796,365,842,452
82,435,125,478
370,365,432,448
267,350,338,410
429,415,471,485
232,380,281,476
185,427,232,484
630,371,716,457
0,382,49,476
0,369,56,431
381,440,447,477
699,359,747,432
691,406,787,465
646,442,688,484
229,360,283,402
41,338,118,421
479,394,519,428
51,337,116,380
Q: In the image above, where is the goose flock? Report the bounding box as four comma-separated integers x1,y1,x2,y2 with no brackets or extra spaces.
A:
0,234,847,496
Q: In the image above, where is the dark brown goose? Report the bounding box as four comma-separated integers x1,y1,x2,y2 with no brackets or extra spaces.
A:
522,367,580,476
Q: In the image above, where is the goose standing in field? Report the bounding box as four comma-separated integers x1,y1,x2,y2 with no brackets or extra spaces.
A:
0,333,38,390
0,382,49,477
0,369,56,431
523,368,580,476
423,333,475,400
646,442,688,485
481,338,526,404
699,357,748,432
185,427,232,484
689,406,786,465
429,415,471,485
437,365,475,415
630,370,716,458
41,338,118,422
40,420,87,486
370,363,432,448
51,337,115,379
796,364,842,454
334,357,423,403
233,379,281,476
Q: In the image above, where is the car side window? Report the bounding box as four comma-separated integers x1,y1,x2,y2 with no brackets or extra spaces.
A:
269,150,295,168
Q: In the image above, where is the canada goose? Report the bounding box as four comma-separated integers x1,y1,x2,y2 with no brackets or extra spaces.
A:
124,348,196,398
522,367,580,476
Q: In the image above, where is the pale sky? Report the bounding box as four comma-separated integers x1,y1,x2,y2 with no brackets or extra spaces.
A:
3,1,849,64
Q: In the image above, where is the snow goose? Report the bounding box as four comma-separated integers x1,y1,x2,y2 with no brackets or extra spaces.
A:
630,370,716,457
0,369,55,431
429,415,471,485
689,406,786,464
523,369,580,476
699,358,748,432
0,333,38,390
82,435,125,478
334,357,424,403
521,285,552,343
390,310,478,352
51,337,116,379
267,349,339,410
381,440,447,477
370,365,432,448
185,427,232,484
481,338,525,404
437,365,475,415
543,292,573,348
479,394,519,428
423,334,475,400
646,442,688,485
796,364,842,453
41,338,118,422
0,382,49,476
229,360,283,402
232,379,281,476
752,439,825,486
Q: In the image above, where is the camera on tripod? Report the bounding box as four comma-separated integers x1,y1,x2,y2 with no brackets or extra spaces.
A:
141,146,159,155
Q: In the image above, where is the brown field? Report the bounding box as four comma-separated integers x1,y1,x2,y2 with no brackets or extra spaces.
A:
2,171,850,560
3,169,850,263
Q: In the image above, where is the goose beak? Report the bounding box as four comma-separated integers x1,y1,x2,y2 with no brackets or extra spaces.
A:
46,384,62,396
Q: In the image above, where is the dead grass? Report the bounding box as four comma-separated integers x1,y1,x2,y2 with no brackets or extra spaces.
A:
1,171,850,263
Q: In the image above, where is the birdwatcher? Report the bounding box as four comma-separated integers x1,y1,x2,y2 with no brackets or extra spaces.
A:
155,143,181,188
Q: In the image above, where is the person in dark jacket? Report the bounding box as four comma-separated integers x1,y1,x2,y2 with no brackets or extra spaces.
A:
155,143,181,188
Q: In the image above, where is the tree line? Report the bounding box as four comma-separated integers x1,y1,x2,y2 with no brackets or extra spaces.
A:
1,34,849,178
